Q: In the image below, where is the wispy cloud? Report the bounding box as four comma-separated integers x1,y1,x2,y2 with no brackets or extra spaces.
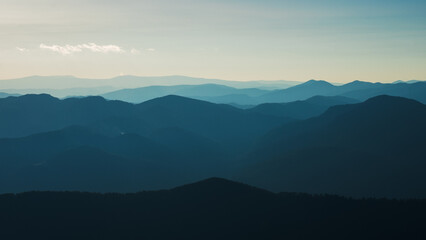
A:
40,43,124,55
16,47,28,52
40,44,82,55
81,43,124,53
146,48,156,52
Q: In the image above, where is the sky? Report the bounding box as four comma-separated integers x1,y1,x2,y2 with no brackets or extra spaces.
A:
0,0,425,83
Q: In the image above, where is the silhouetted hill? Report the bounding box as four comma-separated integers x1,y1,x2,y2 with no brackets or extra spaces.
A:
249,95,359,119
239,95,426,198
0,94,135,138
171,177,273,198
0,126,231,193
0,178,425,240
0,94,294,193
0,94,289,143
132,95,289,145
2,93,425,197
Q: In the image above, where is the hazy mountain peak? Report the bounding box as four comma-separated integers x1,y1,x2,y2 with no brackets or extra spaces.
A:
302,80,334,86
393,80,405,84
344,80,372,86
22,75,78,80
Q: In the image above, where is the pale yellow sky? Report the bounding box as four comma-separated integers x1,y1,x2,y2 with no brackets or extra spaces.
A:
0,0,425,83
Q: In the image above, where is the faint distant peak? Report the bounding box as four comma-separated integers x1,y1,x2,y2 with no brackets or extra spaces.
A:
343,80,375,86
291,80,335,89
304,79,334,86
392,80,405,84
407,80,424,84
393,80,425,84
20,75,77,80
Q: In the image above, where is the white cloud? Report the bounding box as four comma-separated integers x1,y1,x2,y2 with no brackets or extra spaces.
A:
80,43,124,53
130,48,141,55
16,47,28,52
146,48,156,52
40,43,124,55
40,44,82,55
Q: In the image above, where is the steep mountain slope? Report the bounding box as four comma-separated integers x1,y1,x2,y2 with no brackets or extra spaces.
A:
239,95,426,198
1,178,425,240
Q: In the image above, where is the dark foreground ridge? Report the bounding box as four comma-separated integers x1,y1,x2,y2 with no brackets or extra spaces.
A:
1,178,425,240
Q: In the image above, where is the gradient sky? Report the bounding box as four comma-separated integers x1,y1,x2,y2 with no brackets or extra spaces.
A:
1,0,425,83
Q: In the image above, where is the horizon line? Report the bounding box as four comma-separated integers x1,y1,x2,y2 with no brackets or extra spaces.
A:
1,74,424,85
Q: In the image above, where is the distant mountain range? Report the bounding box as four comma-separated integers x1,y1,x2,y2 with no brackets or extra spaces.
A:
0,93,425,198
0,86,116,98
1,77,425,107
393,80,424,84
1,178,425,240
102,84,270,104
100,79,426,105
0,75,300,97
258,80,426,104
